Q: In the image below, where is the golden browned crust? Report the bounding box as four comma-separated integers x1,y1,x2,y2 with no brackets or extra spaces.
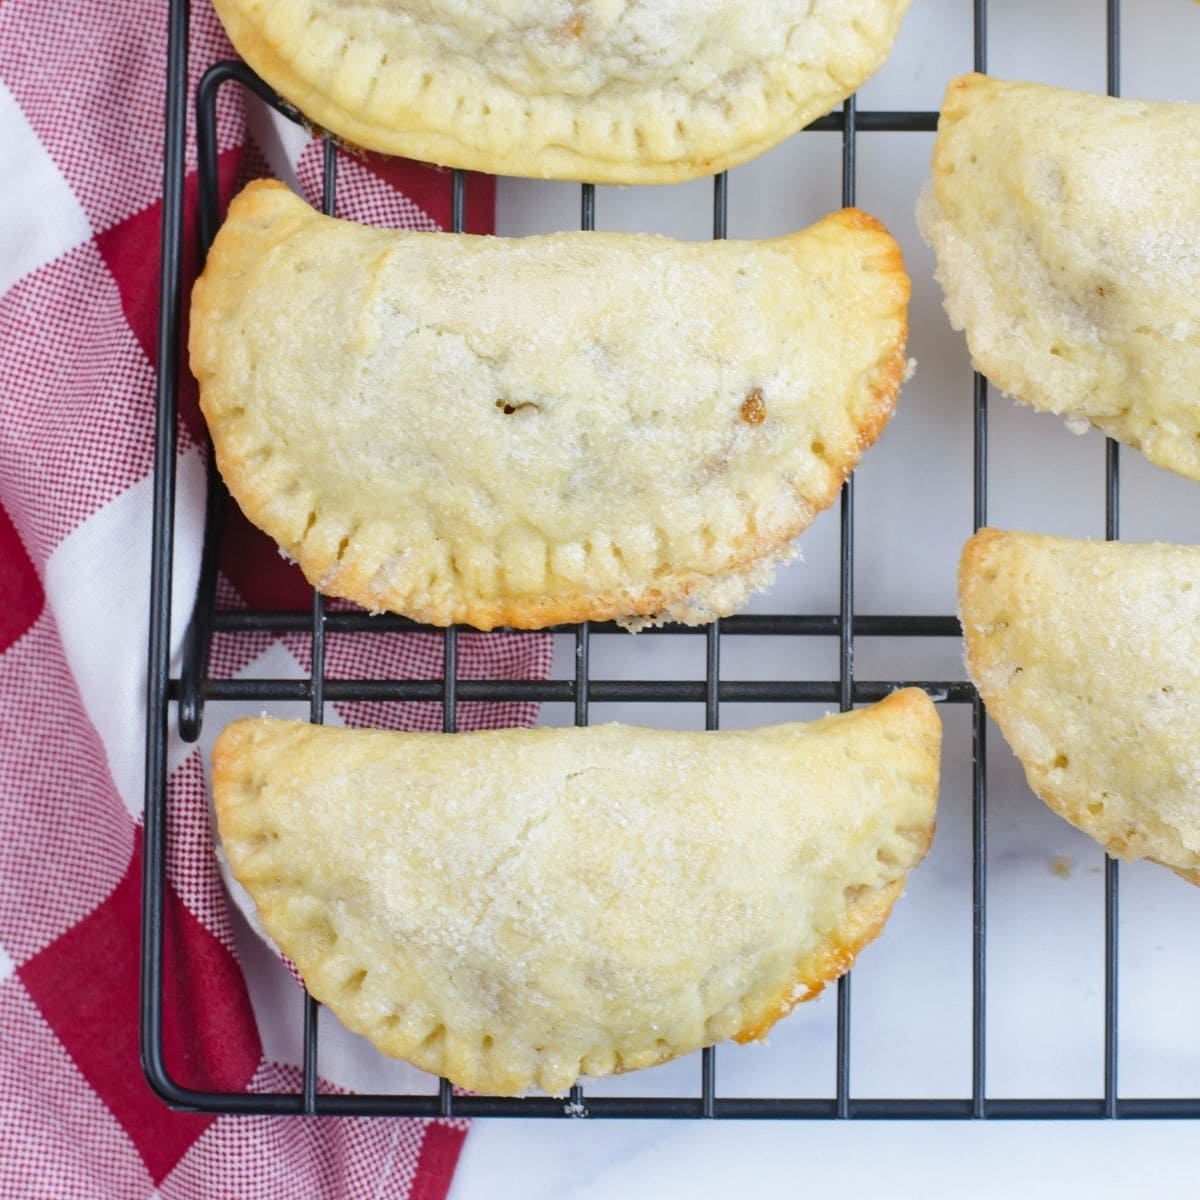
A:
736,689,938,1042
191,181,910,631
213,690,941,1095
735,880,902,1044
210,0,910,185
960,529,1200,885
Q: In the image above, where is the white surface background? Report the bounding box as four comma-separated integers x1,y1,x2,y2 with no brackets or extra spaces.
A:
444,0,1200,1193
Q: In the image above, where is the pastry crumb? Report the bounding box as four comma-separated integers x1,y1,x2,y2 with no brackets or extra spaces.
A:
1049,855,1073,878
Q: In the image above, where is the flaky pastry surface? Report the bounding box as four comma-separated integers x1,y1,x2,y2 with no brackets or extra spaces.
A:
210,0,909,184
212,690,941,1095
920,74,1200,482
960,529,1200,885
190,181,909,630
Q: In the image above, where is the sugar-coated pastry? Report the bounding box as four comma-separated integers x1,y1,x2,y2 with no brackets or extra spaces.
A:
190,180,909,630
920,74,1200,482
212,691,941,1095
960,528,1200,884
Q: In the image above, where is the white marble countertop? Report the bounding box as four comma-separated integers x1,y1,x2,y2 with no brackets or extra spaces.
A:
450,1119,1193,1199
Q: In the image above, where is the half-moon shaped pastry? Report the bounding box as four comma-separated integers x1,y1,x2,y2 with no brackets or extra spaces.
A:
212,691,941,1095
210,0,910,184
190,180,909,630
919,74,1200,482
960,528,1200,884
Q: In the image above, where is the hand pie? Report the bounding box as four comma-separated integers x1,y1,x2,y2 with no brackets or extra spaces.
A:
959,529,1200,884
190,180,909,631
919,74,1200,483
212,690,941,1096
209,0,910,184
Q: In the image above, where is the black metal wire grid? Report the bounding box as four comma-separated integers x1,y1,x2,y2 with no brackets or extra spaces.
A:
141,0,1198,1119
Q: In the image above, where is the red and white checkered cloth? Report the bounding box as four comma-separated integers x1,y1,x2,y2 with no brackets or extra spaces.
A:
0,1,551,1195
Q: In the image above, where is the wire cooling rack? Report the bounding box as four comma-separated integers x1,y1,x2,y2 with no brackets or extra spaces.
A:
142,0,1200,1118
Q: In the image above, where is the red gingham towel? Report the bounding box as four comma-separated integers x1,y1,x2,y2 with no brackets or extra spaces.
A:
0,1,551,1195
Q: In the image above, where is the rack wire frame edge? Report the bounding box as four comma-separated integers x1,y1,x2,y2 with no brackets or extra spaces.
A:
141,0,1197,1120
